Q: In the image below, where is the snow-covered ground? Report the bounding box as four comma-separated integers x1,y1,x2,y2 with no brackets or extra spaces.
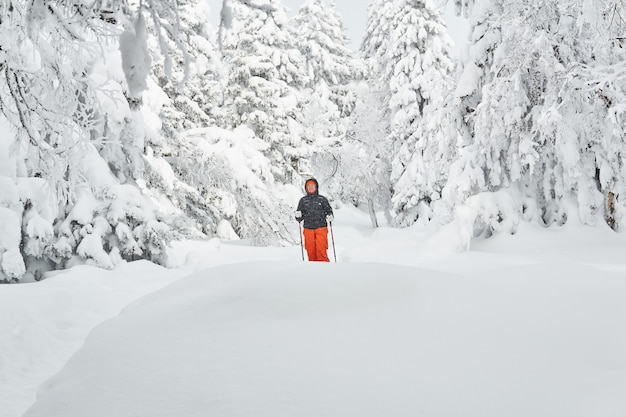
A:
3,205,626,417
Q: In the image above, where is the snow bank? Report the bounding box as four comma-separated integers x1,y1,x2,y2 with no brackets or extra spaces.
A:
0,261,185,417
23,261,626,417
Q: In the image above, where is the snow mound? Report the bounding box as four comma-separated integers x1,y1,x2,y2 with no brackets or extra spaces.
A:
23,261,626,417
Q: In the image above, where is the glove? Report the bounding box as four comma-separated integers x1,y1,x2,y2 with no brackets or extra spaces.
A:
326,214,334,222
295,210,303,222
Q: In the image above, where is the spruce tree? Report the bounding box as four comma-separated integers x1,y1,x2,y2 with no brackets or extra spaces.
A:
441,0,626,244
294,0,361,116
138,0,228,238
138,0,297,245
292,0,364,197
362,0,456,226
0,1,174,281
221,0,307,184
385,0,456,226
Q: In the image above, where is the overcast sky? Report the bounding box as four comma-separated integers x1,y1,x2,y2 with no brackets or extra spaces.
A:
204,0,469,55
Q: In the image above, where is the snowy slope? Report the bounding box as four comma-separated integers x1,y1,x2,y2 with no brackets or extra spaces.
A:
21,261,626,417
0,262,186,417
4,205,626,417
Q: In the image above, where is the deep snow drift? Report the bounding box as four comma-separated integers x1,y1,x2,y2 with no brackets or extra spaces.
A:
3,205,626,417
22,261,626,417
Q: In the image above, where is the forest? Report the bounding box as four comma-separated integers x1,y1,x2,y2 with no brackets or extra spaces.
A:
1,0,626,282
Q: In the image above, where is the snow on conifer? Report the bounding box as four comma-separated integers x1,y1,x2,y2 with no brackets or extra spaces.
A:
6,0,626,282
292,0,364,199
440,0,626,247
220,0,307,185
0,2,175,281
137,0,228,238
361,0,456,226
293,0,362,115
387,0,456,226
334,83,393,228
361,0,396,83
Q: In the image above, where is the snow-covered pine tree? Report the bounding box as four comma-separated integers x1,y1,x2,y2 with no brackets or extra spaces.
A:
550,1,626,229
593,1,626,228
160,125,298,246
336,82,393,228
383,0,457,226
139,0,224,131
383,0,454,153
361,0,396,85
136,0,228,238
440,0,626,248
122,0,299,245
344,0,398,225
292,0,365,205
124,0,297,245
361,0,396,126
0,1,173,281
293,0,361,117
435,0,510,242
361,0,456,226
220,0,307,185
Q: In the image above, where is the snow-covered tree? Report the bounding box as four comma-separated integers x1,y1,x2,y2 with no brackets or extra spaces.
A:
384,0,454,151
120,0,297,245
220,0,307,184
384,0,456,226
333,82,393,227
556,1,626,229
330,0,397,226
144,0,223,130
293,0,362,116
361,0,456,226
360,0,396,130
135,0,228,237
391,92,462,226
0,1,188,281
439,0,626,247
292,0,364,200
362,0,397,81
156,126,297,245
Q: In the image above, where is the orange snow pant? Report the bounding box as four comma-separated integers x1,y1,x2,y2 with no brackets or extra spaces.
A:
303,227,330,262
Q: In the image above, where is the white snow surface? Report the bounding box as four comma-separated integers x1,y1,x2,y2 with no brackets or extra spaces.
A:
3,205,626,417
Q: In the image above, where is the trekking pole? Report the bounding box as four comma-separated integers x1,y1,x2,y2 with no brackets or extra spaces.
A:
329,221,337,262
298,222,305,261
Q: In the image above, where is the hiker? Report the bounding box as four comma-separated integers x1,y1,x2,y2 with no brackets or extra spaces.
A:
295,178,334,262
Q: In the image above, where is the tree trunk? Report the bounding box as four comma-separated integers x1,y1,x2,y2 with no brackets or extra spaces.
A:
606,191,617,230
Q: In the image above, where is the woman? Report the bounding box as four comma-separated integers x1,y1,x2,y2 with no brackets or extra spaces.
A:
295,178,334,262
